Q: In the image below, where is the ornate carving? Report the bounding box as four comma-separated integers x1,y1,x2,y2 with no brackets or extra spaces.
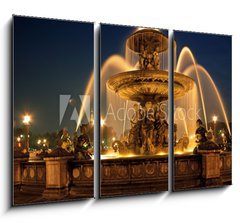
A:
72,168,80,179
29,167,35,179
159,163,168,175
37,168,43,180
117,166,128,178
103,166,111,178
226,157,231,169
131,165,143,177
23,168,28,179
190,161,199,172
83,166,93,179
178,161,188,174
145,163,156,175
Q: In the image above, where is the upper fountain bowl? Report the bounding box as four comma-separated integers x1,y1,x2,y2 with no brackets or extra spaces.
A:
126,28,168,54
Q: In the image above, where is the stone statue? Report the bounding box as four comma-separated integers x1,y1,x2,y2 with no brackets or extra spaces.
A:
75,124,92,160
58,128,73,152
153,47,160,70
141,101,155,154
128,103,142,153
194,119,219,154
146,53,154,70
195,119,207,144
153,103,162,147
158,120,168,147
72,131,78,149
139,44,147,70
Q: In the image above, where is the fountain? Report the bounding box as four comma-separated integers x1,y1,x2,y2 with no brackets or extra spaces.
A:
106,28,195,155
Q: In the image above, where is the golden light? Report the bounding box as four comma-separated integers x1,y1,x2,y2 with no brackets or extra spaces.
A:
189,134,195,140
112,137,116,142
23,114,31,125
20,134,24,138
175,151,184,155
101,118,105,127
212,115,218,124
43,139,47,143
101,140,105,144
37,139,41,145
17,137,21,142
156,151,167,156
221,133,225,137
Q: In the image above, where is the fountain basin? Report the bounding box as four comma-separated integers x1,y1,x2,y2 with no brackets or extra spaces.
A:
106,70,195,103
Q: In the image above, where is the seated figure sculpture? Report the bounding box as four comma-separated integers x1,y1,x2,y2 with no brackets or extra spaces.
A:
139,44,147,70
153,46,160,70
141,101,155,154
194,119,219,154
128,103,142,154
74,124,92,160
57,128,73,152
153,103,169,150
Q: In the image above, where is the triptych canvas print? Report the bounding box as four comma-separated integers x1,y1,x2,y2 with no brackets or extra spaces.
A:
13,16,232,205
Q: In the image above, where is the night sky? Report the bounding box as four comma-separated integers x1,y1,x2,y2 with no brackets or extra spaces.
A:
14,19,231,134
14,16,93,134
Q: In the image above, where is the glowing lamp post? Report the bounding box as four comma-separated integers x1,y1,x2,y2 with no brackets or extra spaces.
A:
212,115,218,142
23,114,31,152
101,118,105,127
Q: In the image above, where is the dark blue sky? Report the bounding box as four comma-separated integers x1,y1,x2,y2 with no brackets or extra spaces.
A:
14,16,93,134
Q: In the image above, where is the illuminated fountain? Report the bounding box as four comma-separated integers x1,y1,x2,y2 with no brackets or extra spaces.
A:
75,28,231,158
106,28,195,156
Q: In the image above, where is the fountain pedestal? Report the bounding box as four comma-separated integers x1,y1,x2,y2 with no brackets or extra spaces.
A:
43,155,73,199
199,150,222,187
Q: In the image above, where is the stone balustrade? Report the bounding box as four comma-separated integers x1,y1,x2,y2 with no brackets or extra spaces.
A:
13,151,232,201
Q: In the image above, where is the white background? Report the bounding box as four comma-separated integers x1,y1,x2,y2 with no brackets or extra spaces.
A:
1,0,240,222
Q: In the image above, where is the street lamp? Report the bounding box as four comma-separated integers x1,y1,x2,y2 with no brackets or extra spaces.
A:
213,115,218,124
212,115,218,142
101,118,105,127
23,114,31,152
23,114,31,125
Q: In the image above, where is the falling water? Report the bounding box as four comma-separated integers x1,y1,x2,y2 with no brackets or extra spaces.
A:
174,84,199,138
102,55,135,138
175,47,231,139
176,47,208,130
76,55,133,131
184,64,231,135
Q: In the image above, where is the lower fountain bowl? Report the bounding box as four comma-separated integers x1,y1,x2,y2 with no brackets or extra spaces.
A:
106,70,195,104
